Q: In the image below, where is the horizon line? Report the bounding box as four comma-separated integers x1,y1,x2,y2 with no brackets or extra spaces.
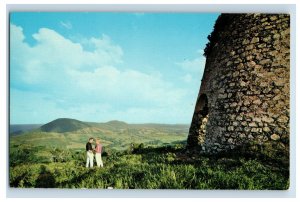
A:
10,117,191,126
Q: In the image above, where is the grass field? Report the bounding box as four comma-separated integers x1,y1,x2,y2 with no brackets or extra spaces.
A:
9,119,289,189
9,143,289,189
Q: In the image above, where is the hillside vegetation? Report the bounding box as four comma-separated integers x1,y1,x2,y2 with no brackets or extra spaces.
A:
10,142,289,189
10,118,189,151
9,118,289,189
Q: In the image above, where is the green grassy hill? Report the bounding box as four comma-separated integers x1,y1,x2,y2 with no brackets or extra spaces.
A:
40,118,91,133
10,118,189,151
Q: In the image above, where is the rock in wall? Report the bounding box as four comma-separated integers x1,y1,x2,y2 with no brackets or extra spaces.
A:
187,14,290,153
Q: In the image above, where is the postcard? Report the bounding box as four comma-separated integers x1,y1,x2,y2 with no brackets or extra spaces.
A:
9,12,289,190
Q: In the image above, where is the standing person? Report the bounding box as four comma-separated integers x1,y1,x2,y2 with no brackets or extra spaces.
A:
95,139,104,167
86,137,94,168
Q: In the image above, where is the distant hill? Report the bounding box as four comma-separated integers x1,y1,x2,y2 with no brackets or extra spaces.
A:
131,123,190,130
10,118,190,151
91,120,129,130
10,124,42,136
11,118,189,135
106,120,128,126
40,118,91,133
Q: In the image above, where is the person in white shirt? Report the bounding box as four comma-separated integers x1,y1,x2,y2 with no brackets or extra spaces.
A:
95,139,104,168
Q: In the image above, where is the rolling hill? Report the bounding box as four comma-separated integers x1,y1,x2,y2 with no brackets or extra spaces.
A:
40,118,91,133
10,118,190,151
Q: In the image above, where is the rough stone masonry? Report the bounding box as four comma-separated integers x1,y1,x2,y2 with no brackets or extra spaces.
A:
187,14,290,153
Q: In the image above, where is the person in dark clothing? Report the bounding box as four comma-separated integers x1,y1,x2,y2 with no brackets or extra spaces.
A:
86,138,94,168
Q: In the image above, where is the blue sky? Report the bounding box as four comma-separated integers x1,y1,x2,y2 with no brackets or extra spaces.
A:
10,12,219,124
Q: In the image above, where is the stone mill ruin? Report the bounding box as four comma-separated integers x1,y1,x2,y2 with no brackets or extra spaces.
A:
187,14,290,153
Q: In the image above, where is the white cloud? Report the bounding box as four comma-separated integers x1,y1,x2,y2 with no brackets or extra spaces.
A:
60,21,72,29
176,49,206,74
177,57,206,72
10,23,192,124
11,24,124,86
176,49,206,84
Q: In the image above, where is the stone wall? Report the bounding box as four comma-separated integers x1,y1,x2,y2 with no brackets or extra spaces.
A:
187,14,290,153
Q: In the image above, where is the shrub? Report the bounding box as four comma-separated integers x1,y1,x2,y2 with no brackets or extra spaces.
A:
9,143,289,189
